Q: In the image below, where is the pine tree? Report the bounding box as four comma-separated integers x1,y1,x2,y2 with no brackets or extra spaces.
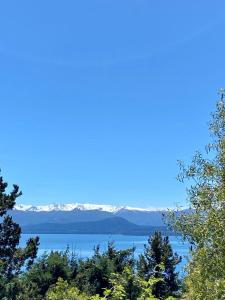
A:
137,231,181,299
0,170,39,291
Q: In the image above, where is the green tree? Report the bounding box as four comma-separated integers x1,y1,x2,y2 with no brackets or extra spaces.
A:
103,266,140,300
76,242,135,296
0,171,39,299
137,276,163,300
137,231,181,299
24,250,77,297
168,91,225,299
102,267,170,300
2,276,42,300
46,277,89,300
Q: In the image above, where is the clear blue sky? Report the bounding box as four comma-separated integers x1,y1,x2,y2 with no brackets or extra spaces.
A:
0,1,225,208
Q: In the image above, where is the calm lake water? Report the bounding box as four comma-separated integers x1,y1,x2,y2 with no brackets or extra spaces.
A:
21,234,189,273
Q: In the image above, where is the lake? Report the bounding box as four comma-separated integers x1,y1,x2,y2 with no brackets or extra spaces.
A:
21,234,189,273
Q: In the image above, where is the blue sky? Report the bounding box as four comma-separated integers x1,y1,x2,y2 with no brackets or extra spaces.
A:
0,1,225,208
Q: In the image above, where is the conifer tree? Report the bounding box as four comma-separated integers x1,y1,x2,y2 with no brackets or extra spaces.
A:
137,231,181,299
0,171,39,287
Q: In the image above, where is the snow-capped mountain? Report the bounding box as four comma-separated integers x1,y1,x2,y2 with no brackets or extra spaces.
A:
15,203,121,213
14,203,167,213
10,203,176,229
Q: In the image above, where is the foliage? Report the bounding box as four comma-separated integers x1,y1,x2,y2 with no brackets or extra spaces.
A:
137,274,163,300
0,171,39,299
46,277,89,300
137,231,181,299
94,265,177,300
20,236,179,299
24,249,77,296
167,92,225,299
103,266,139,300
1,276,42,300
75,242,135,296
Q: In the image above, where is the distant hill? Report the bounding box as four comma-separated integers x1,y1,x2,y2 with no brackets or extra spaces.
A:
21,216,175,236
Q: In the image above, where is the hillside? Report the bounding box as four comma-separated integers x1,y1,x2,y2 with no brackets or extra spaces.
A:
21,216,173,235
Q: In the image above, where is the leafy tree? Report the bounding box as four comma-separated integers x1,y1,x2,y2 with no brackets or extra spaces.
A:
168,91,225,299
0,171,39,299
46,277,89,300
103,266,140,300
137,276,163,300
101,267,174,300
137,231,181,299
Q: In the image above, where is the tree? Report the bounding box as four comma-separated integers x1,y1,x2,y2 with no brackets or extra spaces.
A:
137,231,181,299
0,171,39,299
95,266,176,300
24,249,77,297
76,242,135,296
168,91,225,299
103,266,139,300
46,277,89,300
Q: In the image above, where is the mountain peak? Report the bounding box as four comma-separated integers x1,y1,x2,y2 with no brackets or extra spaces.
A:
14,203,167,213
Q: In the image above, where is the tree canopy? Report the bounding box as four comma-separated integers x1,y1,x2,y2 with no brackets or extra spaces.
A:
168,91,225,299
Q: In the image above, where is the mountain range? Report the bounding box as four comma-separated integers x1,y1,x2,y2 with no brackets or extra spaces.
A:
12,203,178,235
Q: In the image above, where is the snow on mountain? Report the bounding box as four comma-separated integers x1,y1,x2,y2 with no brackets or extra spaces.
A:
14,203,167,213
